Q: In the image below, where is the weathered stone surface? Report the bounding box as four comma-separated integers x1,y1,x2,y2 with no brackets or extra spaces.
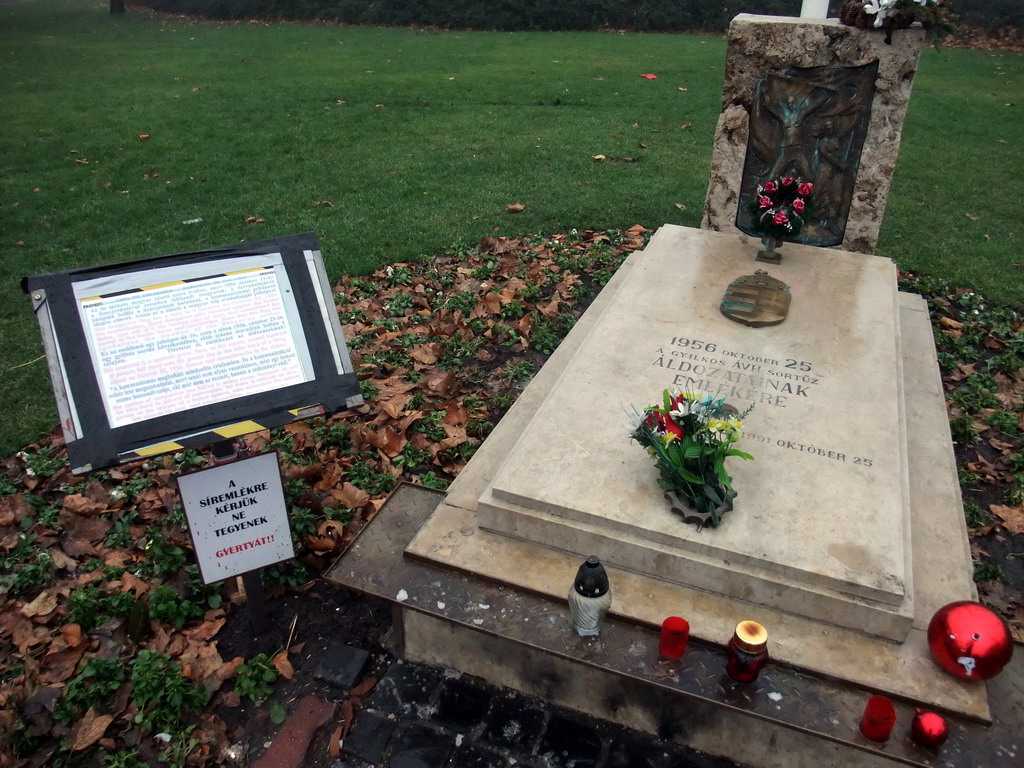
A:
702,15,925,253
406,226,980,716
476,225,913,639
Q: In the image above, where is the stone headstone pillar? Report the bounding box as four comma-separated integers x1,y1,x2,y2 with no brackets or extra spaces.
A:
702,15,925,254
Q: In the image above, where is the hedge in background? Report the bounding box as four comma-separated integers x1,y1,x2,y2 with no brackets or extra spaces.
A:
138,0,802,31
136,0,1022,34
958,0,1024,34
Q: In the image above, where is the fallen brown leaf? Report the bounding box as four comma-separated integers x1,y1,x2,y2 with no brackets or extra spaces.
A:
20,590,59,618
330,723,344,757
39,643,88,684
273,651,294,680
330,483,370,510
990,503,1024,535
215,656,246,680
350,675,378,698
340,699,354,741
63,493,108,517
68,708,113,751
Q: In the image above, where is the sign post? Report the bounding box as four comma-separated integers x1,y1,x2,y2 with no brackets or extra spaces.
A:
177,444,294,634
23,232,362,474
25,234,358,637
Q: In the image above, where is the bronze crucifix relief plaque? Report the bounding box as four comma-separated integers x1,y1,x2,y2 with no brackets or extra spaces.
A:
736,62,878,248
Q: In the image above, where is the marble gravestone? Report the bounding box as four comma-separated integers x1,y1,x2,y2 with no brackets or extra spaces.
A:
407,225,983,718
473,225,913,641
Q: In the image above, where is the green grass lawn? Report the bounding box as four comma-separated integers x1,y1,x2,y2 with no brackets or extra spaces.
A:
2,0,1022,457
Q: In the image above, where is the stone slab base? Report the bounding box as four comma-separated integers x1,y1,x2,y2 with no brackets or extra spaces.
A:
401,609,898,768
406,225,978,714
325,483,1022,768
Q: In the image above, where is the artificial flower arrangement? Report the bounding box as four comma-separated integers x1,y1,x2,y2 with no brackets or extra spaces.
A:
749,176,813,261
629,390,753,529
752,176,813,241
838,0,956,43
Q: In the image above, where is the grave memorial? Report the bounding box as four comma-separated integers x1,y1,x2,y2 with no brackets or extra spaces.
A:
329,14,1020,768
331,223,1016,765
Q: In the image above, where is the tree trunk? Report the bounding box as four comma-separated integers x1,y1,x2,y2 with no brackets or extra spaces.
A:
110,0,126,15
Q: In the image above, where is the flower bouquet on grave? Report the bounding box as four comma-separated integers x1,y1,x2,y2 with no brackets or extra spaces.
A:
838,0,956,44
750,176,813,264
629,390,753,529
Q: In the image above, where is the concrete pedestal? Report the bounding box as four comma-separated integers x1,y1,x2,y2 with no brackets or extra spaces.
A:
325,225,1020,766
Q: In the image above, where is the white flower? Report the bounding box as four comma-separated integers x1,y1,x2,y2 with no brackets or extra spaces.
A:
622,408,646,437
863,0,896,27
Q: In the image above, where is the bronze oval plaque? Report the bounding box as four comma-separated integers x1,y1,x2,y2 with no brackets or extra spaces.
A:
720,270,791,327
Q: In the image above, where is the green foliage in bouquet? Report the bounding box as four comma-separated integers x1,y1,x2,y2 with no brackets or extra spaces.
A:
630,390,754,528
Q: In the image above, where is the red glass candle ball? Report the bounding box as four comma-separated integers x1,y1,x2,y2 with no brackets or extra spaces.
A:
911,709,949,749
926,601,1013,680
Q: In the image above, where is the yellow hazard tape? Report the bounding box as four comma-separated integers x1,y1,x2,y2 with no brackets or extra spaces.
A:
213,420,266,438
139,281,187,291
133,441,185,456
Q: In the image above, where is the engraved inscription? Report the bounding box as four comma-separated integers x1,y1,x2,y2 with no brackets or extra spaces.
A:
645,335,873,470
649,335,825,410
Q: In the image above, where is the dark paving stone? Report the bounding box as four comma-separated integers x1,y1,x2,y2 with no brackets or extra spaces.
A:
603,725,674,768
343,711,399,766
371,660,444,716
386,721,454,768
536,710,603,768
433,673,494,731
446,740,515,768
331,757,375,768
665,748,747,768
314,641,371,691
480,690,547,752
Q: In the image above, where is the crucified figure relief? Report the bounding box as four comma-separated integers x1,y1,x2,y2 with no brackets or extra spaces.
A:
737,63,879,247
761,76,837,182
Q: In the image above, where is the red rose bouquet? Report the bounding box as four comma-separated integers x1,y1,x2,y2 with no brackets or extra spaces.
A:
751,176,813,241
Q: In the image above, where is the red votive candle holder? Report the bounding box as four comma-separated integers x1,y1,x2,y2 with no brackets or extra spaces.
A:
860,695,897,742
725,620,769,683
659,616,690,658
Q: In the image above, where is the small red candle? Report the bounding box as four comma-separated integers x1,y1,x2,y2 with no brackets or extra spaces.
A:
659,616,689,658
860,696,897,742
